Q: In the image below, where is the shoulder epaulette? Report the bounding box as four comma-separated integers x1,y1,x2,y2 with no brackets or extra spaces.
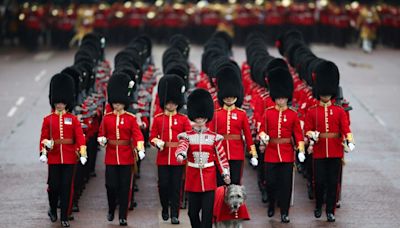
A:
44,113,52,118
267,106,275,110
237,108,246,112
126,112,136,117
177,113,187,117
154,112,163,118
104,112,113,116
289,107,298,113
308,105,318,109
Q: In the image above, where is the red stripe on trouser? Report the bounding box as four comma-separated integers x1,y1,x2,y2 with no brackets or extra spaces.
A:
67,165,77,216
126,168,134,218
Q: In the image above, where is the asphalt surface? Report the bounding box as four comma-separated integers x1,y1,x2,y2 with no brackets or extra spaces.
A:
0,44,400,228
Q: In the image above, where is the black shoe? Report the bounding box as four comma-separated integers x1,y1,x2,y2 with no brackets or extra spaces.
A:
281,214,290,223
107,212,114,221
68,215,74,221
162,211,169,221
171,217,180,224
267,207,275,217
47,209,57,222
262,190,268,203
327,213,335,222
314,208,322,218
129,201,135,211
336,202,341,208
90,172,97,177
119,218,128,226
61,220,70,227
72,203,79,212
134,184,139,192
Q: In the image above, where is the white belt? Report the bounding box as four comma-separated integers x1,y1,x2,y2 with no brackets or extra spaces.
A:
188,161,214,169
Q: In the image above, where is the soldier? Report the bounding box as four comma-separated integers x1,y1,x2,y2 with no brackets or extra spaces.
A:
209,60,258,186
258,67,305,223
304,60,355,222
39,73,87,227
149,74,192,225
97,73,145,226
175,89,231,228
356,4,380,53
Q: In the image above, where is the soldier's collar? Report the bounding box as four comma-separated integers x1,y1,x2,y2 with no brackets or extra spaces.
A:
319,100,332,107
223,104,236,111
113,110,126,115
55,110,66,115
164,110,177,116
275,105,288,112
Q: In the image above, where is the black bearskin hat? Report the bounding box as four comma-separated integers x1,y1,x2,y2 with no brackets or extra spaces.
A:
268,67,294,101
315,60,340,98
107,72,135,108
187,89,214,122
158,74,186,110
49,73,75,111
216,61,244,107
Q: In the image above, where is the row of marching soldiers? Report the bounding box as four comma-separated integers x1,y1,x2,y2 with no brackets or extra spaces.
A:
38,32,158,227
38,30,356,227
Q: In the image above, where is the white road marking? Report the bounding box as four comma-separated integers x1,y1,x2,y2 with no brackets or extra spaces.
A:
375,116,387,127
15,96,25,106
7,107,17,117
34,70,47,82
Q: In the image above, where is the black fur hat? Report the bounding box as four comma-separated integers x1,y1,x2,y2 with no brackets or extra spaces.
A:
158,74,186,110
49,73,75,111
187,89,214,122
216,61,244,107
107,72,135,108
314,60,340,98
268,67,294,101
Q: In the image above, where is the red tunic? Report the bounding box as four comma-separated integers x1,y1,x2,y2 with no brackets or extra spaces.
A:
39,112,86,164
176,128,229,192
209,106,255,160
304,101,352,159
259,106,304,163
150,112,192,166
99,111,144,165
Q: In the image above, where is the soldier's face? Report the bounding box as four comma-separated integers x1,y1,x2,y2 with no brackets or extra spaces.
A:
165,102,178,112
223,97,237,106
55,103,66,111
112,103,125,112
320,95,332,103
194,118,207,127
275,98,288,107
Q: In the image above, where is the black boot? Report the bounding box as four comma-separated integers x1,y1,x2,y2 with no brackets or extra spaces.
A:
47,209,57,222
267,206,275,217
162,210,169,221
61,220,70,227
327,213,335,222
107,211,115,221
72,202,79,212
307,182,314,200
314,208,322,218
281,214,290,223
119,218,128,226
171,217,180,224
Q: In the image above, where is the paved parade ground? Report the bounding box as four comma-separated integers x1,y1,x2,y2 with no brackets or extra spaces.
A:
0,44,400,228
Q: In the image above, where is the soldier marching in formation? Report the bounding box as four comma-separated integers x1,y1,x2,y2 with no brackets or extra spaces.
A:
33,1,364,227
2,0,399,50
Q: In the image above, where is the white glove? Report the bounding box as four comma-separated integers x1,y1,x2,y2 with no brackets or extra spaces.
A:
309,131,320,141
138,150,145,160
80,157,87,165
250,157,258,167
43,139,54,150
298,152,306,163
97,136,107,146
344,142,355,153
260,134,270,145
155,139,165,150
176,154,184,163
307,145,314,154
39,154,48,163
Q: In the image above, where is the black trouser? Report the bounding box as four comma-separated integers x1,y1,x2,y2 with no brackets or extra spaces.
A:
87,134,98,174
314,158,341,214
47,164,76,221
105,165,132,219
216,160,243,186
158,165,184,218
257,147,266,191
265,162,293,215
187,191,215,228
